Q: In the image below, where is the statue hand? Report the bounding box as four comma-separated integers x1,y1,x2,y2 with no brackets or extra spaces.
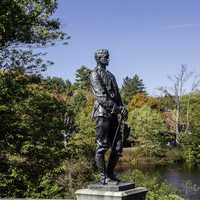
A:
111,104,121,114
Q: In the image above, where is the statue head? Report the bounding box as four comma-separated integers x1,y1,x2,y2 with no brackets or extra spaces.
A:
95,49,109,67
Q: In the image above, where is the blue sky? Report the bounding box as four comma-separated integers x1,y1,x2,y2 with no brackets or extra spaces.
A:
43,0,200,95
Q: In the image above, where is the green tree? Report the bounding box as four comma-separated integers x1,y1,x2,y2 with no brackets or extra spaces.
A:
121,74,146,105
181,91,200,134
179,91,200,163
158,95,176,112
60,92,95,197
0,0,68,47
74,66,91,90
0,69,75,197
0,0,69,73
128,106,167,157
44,77,73,95
0,49,54,74
67,93,95,159
158,65,198,144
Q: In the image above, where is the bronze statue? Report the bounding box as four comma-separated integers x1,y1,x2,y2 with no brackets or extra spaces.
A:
90,49,128,185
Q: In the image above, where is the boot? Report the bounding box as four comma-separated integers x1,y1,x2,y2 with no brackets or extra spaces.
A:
95,153,106,185
106,154,120,183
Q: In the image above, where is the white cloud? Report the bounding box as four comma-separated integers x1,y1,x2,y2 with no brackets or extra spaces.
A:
163,23,200,30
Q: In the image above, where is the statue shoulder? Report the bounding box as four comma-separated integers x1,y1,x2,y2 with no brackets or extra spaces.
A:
107,70,116,79
90,67,99,80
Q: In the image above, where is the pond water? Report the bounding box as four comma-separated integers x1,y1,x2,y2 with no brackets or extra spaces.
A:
154,164,200,200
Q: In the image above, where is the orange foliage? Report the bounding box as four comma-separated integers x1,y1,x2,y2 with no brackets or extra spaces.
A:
128,93,160,110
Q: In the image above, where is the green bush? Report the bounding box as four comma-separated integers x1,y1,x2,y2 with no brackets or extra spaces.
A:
0,69,75,198
128,106,167,157
122,169,184,200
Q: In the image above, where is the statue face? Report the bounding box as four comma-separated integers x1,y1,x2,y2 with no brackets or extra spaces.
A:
98,53,109,66
95,49,110,67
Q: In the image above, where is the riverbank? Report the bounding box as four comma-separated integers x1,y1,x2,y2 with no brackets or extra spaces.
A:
116,147,200,200
118,147,200,170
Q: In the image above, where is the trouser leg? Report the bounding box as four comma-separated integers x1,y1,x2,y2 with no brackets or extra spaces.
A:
95,147,107,184
107,153,119,178
95,117,109,184
95,116,123,183
107,141,122,180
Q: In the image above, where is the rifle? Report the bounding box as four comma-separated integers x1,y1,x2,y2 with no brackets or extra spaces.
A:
107,114,123,171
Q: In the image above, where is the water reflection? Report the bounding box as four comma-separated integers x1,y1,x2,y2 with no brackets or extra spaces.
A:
156,165,200,200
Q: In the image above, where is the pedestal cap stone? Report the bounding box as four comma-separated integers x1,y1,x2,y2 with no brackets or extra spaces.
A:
88,182,135,192
76,186,148,200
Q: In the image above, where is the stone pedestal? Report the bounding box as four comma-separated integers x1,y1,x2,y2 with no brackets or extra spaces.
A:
75,182,148,200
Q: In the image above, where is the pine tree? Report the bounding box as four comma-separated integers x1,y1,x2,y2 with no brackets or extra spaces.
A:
121,74,146,104
74,66,91,90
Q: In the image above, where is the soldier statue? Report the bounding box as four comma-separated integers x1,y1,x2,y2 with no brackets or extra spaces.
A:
90,49,128,185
